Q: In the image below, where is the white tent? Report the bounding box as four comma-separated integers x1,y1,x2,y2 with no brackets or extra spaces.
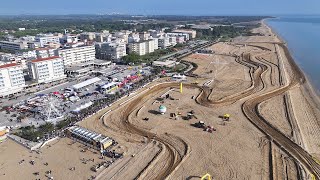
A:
72,77,101,90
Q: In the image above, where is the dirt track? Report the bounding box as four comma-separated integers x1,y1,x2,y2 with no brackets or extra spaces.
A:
91,51,320,179
84,36,320,179
74,24,320,179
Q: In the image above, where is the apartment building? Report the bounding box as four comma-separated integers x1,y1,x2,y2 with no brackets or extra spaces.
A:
167,32,190,41
0,41,29,52
28,56,66,83
151,38,159,50
169,36,177,46
16,50,37,59
145,40,155,54
35,34,60,47
172,29,197,39
80,32,96,41
176,36,186,44
95,32,111,42
139,32,150,41
0,63,25,97
128,33,140,43
114,32,130,44
95,42,127,61
59,45,95,66
128,41,146,56
35,48,58,59
158,37,171,49
60,34,78,44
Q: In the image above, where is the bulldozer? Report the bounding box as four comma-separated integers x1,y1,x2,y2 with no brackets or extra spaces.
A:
192,121,216,133
192,121,206,128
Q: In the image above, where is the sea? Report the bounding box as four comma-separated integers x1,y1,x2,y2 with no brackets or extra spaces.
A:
266,15,320,95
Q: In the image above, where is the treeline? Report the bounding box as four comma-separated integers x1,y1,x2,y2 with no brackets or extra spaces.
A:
123,48,176,65
0,18,173,35
196,25,253,40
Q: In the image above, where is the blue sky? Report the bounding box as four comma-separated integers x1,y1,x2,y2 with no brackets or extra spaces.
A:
0,0,319,15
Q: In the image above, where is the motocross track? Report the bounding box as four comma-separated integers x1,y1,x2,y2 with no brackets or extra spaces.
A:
78,23,320,179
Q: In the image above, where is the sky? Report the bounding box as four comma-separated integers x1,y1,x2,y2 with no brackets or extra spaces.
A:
0,0,319,16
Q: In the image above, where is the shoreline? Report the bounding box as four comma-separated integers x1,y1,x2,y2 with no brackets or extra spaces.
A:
262,19,320,106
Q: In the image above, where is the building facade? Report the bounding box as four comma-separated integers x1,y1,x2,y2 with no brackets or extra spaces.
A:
172,29,197,39
158,37,171,49
95,42,127,61
0,63,25,97
28,56,66,83
59,45,95,66
35,48,58,59
0,41,28,52
35,34,60,47
145,40,155,54
128,41,146,56
80,32,96,41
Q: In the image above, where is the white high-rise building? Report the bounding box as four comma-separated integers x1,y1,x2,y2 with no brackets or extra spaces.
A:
80,32,96,41
95,32,111,42
128,41,146,56
152,38,159,50
95,42,127,61
172,29,197,39
176,36,185,44
128,33,140,43
145,40,155,54
60,34,78,44
35,48,58,59
167,32,190,41
169,36,177,46
0,63,25,97
139,32,150,41
158,37,171,49
59,45,95,66
28,56,66,83
35,34,60,47
15,50,37,59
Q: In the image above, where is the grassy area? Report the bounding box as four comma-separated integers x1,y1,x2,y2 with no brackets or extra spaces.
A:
14,122,55,142
123,48,176,65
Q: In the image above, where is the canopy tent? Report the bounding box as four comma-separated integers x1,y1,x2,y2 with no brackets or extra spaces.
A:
72,77,101,90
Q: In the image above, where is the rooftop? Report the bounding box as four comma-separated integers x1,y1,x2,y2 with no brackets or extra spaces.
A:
68,126,111,143
35,47,53,51
0,63,18,69
31,56,60,63
72,77,101,90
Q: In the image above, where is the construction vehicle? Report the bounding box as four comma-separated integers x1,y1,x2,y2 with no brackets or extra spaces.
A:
201,173,212,180
192,121,216,133
222,114,230,121
205,125,216,133
193,121,206,129
186,110,198,120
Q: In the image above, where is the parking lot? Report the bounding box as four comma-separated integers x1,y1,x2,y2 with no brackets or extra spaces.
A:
0,65,152,129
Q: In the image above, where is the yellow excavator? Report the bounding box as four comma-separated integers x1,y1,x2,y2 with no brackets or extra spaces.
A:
201,173,212,180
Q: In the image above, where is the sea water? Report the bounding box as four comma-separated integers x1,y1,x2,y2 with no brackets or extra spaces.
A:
266,16,320,94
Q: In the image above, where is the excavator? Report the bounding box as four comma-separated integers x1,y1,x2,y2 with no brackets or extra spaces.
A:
201,173,212,180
